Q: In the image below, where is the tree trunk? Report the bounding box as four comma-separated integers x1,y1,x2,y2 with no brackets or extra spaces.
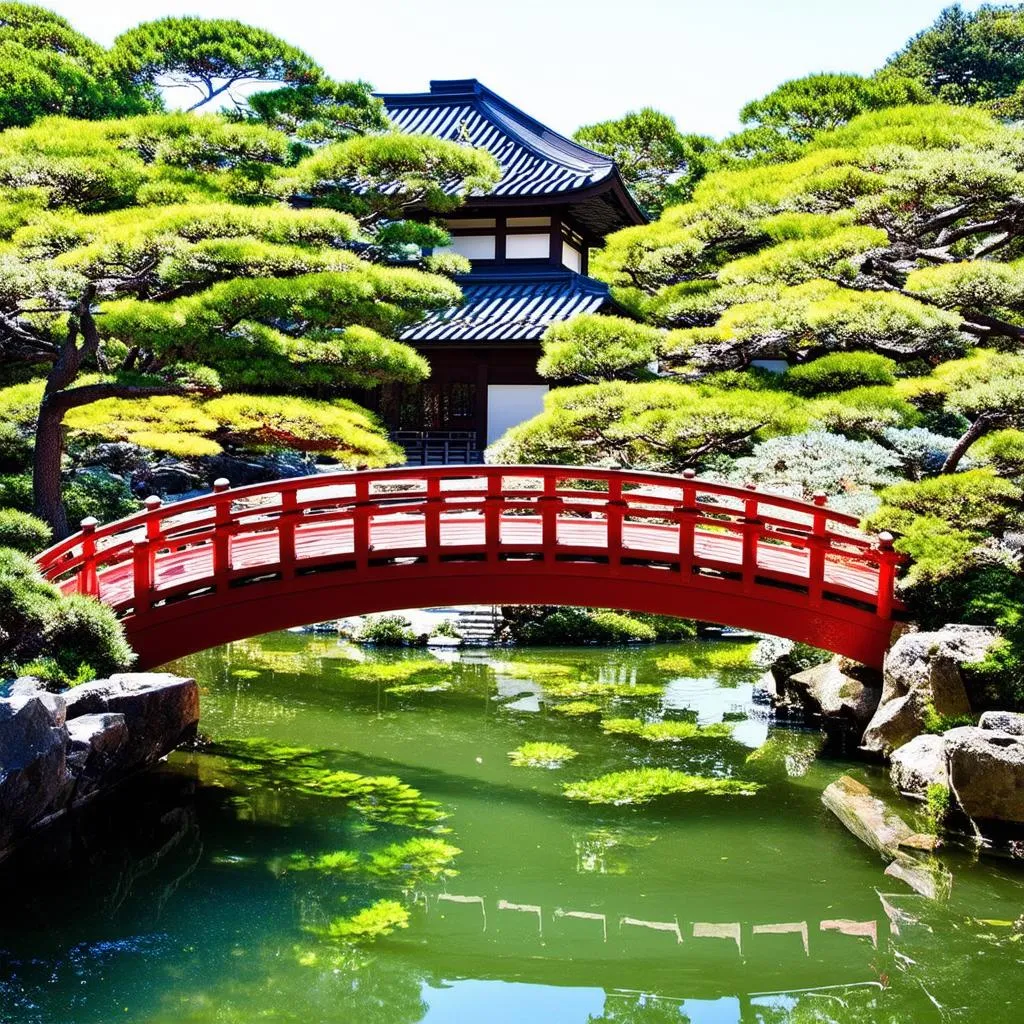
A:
942,415,995,475
33,397,70,539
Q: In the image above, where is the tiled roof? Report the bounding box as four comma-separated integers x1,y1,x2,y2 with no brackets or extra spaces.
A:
401,270,612,343
380,80,633,203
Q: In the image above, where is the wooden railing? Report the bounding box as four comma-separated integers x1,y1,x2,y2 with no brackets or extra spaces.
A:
36,466,902,631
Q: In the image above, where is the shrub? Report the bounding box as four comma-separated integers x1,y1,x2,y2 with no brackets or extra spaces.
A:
356,614,419,646
0,470,139,527
869,470,1023,538
973,429,1024,478
783,352,897,396
505,607,657,645
0,547,133,683
0,422,31,473
43,594,134,679
0,509,52,554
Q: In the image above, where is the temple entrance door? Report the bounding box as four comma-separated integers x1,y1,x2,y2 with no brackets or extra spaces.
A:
486,384,548,445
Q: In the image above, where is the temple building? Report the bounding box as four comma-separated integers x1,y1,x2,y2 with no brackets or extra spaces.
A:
372,79,646,464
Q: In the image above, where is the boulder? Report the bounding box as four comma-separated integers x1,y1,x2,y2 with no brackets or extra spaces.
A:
66,713,128,798
821,774,914,859
980,711,1024,736
64,673,198,771
861,625,996,757
782,657,881,747
890,734,947,798
0,693,69,850
945,726,1024,825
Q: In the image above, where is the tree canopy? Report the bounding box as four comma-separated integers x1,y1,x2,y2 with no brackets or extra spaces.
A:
0,111,498,535
572,109,716,215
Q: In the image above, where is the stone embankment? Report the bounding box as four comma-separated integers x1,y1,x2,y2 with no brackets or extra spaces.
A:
0,673,198,861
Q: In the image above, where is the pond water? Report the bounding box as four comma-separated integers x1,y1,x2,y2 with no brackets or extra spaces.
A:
1,631,1022,1023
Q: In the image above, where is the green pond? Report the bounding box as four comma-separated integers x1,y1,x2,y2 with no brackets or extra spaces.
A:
1,631,1023,1023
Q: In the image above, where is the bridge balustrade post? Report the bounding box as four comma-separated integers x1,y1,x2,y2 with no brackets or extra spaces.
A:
353,476,370,572
279,487,297,578
875,532,897,620
143,496,162,543
79,517,99,597
484,471,501,562
677,469,696,578
606,476,623,570
132,539,152,616
742,483,761,592
807,492,828,606
540,472,558,560
212,478,232,579
425,475,441,562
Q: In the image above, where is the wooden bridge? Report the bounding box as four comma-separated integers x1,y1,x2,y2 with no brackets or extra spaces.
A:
35,466,903,669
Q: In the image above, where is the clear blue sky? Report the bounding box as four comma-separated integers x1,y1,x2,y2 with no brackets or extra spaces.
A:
47,0,986,138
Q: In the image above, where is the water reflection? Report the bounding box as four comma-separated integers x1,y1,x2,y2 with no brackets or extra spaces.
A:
0,633,1020,1023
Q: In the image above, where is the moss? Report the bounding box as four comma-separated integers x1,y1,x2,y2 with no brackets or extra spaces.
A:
549,700,603,717
564,768,763,805
924,783,951,835
600,717,735,743
508,741,580,768
922,700,976,734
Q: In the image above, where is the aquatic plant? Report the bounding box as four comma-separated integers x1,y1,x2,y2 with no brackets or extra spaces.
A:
563,768,763,805
280,850,360,876
508,741,580,768
549,700,603,717
333,659,451,686
385,681,453,695
304,899,410,943
493,660,576,680
366,837,462,882
654,643,758,676
543,680,664,700
230,668,261,680
599,717,734,742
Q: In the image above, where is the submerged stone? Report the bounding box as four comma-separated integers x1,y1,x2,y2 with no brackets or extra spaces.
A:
821,774,914,859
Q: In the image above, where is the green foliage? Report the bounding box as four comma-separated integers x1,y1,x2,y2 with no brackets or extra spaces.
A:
537,314,662,382
0,508,50,554
887,3,1024,107
974,429,1024,477
549,700,603,717
924,783,951,835
654,643,758,675
599,717,735,743
783,353,897,397
0,420,31,472
739,72,932,146
0,3,154,130
870,469,1023,539
365,837,461,882
108,16,321,113
563,767,762,805
0,470,138,526
770,642,832,682
356,615,420,646
922,700,976,735
0,547,133,682
304,899,409,944
487,379,806,469
572,108,717,214
502,606,658,645
508,742,579,768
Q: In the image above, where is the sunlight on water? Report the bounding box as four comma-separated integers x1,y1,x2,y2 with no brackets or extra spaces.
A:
0,631,1021,1023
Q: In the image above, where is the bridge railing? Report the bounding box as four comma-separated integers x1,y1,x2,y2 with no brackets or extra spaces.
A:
35,465,902,623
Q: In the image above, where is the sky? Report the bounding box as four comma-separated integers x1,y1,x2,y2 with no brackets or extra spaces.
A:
46,0,987,139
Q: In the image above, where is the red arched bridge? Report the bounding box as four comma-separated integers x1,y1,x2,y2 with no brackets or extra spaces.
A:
35,466,904,669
